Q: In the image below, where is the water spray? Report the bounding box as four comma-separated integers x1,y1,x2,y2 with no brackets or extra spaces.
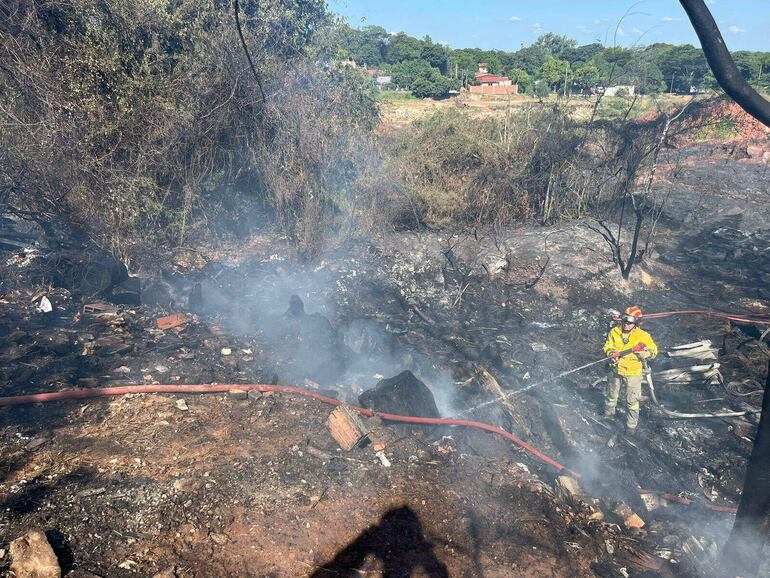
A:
457,356,611,417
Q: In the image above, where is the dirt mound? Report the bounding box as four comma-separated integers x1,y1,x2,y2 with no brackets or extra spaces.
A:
678,99,770,143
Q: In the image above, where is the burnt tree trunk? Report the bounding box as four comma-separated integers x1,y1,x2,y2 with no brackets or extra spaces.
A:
721,360,770,576
679,0,770,127
678,4,770,575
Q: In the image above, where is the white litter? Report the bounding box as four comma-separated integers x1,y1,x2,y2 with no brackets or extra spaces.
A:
37,296,53,313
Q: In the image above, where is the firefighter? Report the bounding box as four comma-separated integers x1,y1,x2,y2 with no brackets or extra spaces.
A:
603,306,658,435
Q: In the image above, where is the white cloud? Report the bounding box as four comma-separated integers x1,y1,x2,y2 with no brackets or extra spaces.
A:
633,27,643,35
594,19,600,24
532,22,542,33
728,25,745,34
662,16,681,22
576,25,588,30
708,0,717,4
617,26,625,36
510,16,521,21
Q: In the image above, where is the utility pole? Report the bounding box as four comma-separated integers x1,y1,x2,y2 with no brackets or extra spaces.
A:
564,61,569,98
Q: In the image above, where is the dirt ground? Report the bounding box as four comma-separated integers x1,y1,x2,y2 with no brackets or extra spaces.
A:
1,139,769,577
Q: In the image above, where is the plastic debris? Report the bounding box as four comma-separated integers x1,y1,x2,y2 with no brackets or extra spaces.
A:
667,340,718,361
37,296,53,313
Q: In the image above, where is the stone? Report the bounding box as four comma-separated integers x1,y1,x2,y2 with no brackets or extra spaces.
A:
228,389,248,400
175,399,189,411
9,530,61,578
25,436,51,452
247,390,263,402
555,476,584,502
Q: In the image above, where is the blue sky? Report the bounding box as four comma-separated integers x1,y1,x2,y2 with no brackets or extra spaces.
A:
327,1,769,52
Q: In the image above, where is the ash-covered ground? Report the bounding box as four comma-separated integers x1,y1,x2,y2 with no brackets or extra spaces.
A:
0,143,769,577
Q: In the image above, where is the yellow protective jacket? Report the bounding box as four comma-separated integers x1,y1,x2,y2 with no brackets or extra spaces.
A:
603,326,658,377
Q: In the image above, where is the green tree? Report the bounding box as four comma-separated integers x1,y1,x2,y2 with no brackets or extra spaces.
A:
654,44,709,92
386,32,422,64
390,59,433,88
534,33,577,58
573,63,599,91
348,25,389,67
509,68,532,93
560,43,604,67
539,55,570,92
420,37,449,74
411,68,458,98
510,45,547,75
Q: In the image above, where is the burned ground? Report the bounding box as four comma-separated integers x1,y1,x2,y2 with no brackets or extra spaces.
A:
1,142,769,576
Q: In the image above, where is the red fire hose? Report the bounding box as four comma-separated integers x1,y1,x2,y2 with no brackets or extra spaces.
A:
643,309,770,325
0,383,582,479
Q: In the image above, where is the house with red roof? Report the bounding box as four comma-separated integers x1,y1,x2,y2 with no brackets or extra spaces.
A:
470,63,518,95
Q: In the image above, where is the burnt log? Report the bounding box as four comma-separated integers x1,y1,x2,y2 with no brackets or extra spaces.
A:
50,251,128,297
110,276,141,305
721,359,770,576
358,370,440,419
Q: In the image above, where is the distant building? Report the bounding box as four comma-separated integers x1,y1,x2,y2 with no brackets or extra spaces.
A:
376,76,392,89
470,63,518,95
603,85,636,97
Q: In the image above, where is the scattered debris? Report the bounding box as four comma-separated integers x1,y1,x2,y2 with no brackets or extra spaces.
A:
83,302,117,314
375,449,391,467
613,503,645,529
156,314,189,331
639,491,667,513
667,340,719,361
654,363,723,385
175,399,189,411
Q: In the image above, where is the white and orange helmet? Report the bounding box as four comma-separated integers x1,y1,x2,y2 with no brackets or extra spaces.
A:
620,306,643,325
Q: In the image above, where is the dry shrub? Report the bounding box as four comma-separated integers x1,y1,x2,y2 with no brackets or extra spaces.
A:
392,107,609,227
0,0,377,264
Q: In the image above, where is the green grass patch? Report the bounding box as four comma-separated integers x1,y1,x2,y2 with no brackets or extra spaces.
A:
376,90,418,103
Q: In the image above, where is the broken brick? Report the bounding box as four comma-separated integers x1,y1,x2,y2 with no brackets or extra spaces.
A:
327,405,368,451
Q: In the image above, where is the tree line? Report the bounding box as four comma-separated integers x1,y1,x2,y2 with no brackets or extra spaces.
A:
338,25,770,98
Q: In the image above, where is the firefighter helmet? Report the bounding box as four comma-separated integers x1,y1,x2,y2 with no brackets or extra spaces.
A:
621,306,643,325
